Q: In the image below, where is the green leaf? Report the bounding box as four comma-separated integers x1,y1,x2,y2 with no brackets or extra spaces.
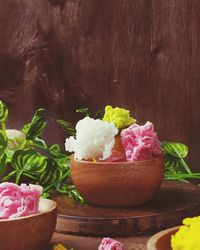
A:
162,141,188,158
164,155,181,175
76,107,102,119
165,172,200,181
49,144,67,158
22,123,31,134
93,110,103,119
76,107,91,116
2,170,16,182
41,192,50,198
0,100,8,123
49,144,61,154
162,141,191,174
0,131,7,157
39,158,62,186
32,138,48,150
26,109,46,140
0,154,7,177
49,144,70,170
56,184,85,204
11,149,47,174
163,154,189,179
57,119,76,136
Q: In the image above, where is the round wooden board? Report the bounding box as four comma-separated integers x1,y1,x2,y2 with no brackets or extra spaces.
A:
52,181,200,237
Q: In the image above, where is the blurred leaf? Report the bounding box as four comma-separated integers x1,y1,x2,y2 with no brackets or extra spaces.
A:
0,131,7,156
32,138,48,150
0,100,8,123
162,141,188,158
57,119,76,136
76,107,91,116
41,192,49,198
0,154,7,177
26,109,46,140
22,123,31,134
164,154,182,176
2,170,16,182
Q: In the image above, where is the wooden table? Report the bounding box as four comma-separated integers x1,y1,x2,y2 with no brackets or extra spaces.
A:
47,181,200,249
49,232,149,250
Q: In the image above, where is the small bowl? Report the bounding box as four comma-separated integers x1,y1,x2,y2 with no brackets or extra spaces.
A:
0,198,57,250
70,154,164,207
147,226,179,250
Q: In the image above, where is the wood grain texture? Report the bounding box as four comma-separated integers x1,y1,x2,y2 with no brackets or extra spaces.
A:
48,232,148,250
0,0,200,170
53,181,200,236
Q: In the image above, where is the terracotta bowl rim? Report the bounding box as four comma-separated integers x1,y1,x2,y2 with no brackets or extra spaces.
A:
0,198,57,223
146,226,180,249
70,153,164,165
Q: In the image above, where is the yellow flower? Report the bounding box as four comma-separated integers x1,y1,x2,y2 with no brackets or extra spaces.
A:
171,216,200,250
53,243,73,250
102,105,136,130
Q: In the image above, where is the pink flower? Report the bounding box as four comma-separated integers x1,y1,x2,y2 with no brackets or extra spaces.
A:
0,182,42,219
106,150,126,162
121,121,162,162
98,238,123,250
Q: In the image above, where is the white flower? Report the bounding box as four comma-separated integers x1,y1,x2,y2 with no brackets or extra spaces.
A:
65,117,118,160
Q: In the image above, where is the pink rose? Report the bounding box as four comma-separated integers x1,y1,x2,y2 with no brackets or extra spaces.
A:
98,238,123,250
0,182,42,219
121,121,162,162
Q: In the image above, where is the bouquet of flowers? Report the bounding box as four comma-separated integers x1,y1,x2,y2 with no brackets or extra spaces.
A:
65,105,162,162
62,105,200,182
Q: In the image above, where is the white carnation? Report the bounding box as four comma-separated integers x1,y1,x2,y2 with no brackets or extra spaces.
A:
65,117,118,160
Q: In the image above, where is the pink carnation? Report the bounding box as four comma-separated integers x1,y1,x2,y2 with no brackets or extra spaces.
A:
98,238,123,250
106,150,126,162
121,121,162,162
0,182,42,219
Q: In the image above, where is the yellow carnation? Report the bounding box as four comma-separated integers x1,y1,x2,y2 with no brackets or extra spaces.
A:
102,105,136,130
171,216,200,250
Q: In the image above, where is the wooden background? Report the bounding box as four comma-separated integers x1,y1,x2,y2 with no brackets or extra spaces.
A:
0,0,200,170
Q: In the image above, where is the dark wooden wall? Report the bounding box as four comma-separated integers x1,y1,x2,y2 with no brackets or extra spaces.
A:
0,0,200,170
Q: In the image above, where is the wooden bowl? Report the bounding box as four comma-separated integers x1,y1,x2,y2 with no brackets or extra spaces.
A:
0,198,57,250
70,154,164,207
147,226,179,250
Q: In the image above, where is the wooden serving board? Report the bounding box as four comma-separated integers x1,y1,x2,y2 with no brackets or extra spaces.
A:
52,181,200,237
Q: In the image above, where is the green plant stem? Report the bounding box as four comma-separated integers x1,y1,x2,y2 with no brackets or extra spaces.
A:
15,170,23,184
23,172,37,180
165,173,200,180
178,158,192,174
1,122,6,134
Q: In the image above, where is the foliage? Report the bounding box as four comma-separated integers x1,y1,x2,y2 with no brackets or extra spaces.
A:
0,100,82,200
162,141,200,181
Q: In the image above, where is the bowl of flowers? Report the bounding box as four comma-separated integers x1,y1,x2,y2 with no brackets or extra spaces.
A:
147,216,200,250
65,106,164,207
0,182,57,250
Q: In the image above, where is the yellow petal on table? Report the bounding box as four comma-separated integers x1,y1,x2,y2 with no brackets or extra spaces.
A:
53,243,74,250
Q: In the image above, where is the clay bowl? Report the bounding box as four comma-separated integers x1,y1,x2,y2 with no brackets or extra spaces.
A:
70,154,164,207
147,226,179,250
0,198,57,250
